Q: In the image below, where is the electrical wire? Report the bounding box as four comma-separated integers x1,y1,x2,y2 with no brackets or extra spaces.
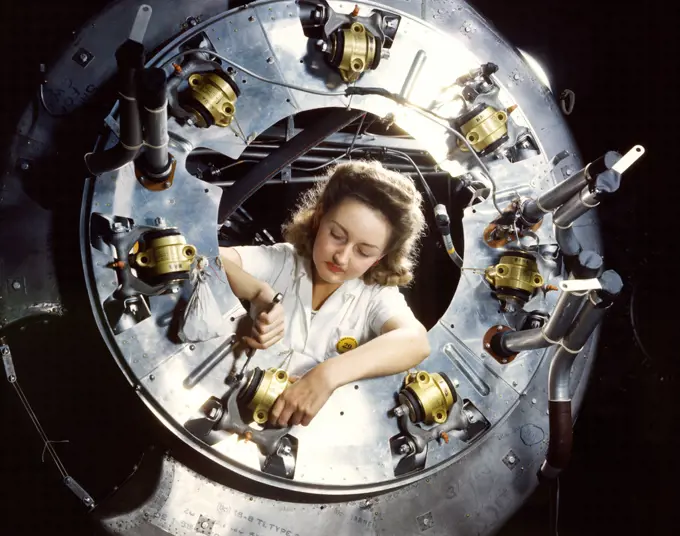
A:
161,48,348,97
216,159,259,174
382,148,438,210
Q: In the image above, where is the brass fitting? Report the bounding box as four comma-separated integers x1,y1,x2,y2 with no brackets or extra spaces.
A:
485,253,543,310
240,367,291,425
133,230,196,282
399,371,456,425
329,22,379,83
184,72,239,128
457,105,509,154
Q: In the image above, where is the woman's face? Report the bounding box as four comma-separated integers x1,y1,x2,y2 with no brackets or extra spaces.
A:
312,198,392,284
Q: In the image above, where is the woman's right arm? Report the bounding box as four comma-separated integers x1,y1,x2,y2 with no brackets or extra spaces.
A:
219,246,284,349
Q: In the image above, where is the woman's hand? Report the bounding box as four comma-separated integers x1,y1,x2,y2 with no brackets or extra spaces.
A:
243,287,285,350
270,363,337,427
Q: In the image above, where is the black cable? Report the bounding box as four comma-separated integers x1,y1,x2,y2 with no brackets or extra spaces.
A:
382,148,438,210
549,478,560,536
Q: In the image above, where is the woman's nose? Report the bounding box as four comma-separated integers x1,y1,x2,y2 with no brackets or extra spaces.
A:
333,245,351,266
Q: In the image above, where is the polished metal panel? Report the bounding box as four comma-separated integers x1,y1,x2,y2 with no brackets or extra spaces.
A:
65,0,606,533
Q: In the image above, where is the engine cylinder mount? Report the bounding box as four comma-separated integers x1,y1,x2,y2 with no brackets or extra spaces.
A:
398,371,456,425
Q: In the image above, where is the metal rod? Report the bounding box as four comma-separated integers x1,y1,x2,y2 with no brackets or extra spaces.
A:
183,335,236,389
501,328,551,354
399,50,427,101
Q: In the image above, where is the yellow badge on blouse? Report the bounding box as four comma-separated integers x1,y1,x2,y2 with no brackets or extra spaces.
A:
336,336,358,354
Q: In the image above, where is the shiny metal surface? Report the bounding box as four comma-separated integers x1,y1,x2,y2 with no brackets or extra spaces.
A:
54,0,605,533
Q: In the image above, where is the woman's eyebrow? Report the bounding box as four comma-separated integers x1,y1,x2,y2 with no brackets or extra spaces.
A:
331,220,380,250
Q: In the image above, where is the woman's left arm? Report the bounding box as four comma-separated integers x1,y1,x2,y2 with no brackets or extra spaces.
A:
270,314,430,427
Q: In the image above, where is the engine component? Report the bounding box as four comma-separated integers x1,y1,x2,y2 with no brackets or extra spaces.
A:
485,252,544,312
455,104,509,155
328,22,380,83
180,71,239,128
456,62,499,102
399,371,456,425
300,0,399,83
133,229,196,284
239,367,291,424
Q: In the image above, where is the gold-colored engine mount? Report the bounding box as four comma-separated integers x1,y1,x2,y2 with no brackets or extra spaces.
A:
485,253,544,305
134,232,196,278
399,371,456,425
458,106,508,153
330,22,378,83
185,72,238,128
247,368,291,425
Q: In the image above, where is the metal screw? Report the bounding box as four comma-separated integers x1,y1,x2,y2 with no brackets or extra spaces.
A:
149,374,155,381
423,518,431,526
282,445,292,455
393,406,404,417
79,52,89,63
531,398,537,404
484,342,490,349
190,344,196,351
316,39,328,53
464,26,471,33
565,168,573,176
266,57,274,64
84,497,92,504
11,281,21,290
201,521,209,529
513,73,520,81
508,455,516,464
186,117,195,126
208,407,219,419
453,379,460,388
163,181,171,189
398,443,411,455
154,217,165,227
20,162,30,171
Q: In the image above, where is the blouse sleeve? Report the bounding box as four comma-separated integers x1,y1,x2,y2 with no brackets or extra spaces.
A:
367,286,416,336
230,243,293,288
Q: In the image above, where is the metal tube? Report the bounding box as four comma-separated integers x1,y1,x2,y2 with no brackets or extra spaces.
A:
139,68,171,178
399,50,427,101
85,40,144,175
521,151,621,223
500,328,551,354
541,291,588,342
552,186,599,228
555,225,581,257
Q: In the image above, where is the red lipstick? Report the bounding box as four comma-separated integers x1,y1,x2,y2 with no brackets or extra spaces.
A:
326,262,344,273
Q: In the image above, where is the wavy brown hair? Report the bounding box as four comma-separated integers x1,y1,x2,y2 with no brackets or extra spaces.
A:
282,160,426,286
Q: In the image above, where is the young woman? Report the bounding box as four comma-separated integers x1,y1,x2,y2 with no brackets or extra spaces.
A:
219,160,430,427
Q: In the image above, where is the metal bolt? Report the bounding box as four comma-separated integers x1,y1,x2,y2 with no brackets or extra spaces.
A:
186,117,195,126
464,26,471,33
565,168,573,176
484,342,491,349
381,49,390,60
513,73,520,81
316,39,328,53
393,406,404,417
453,379,460,388
20,162,30,171
266,57,274,64
154,217,165,227
423,518,431,526
112,222,124,233
208,407,219,419
398,443,411,455
497,325,503,331
149,374,155,381
1,347,8,355
163,181,171,189
79,52,89,62
508,455,516,464
531,398,537,404
11,281,21,290
282,445,292,455
201,521,209,529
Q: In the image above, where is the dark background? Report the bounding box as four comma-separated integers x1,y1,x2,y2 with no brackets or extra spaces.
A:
0,0,674,534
